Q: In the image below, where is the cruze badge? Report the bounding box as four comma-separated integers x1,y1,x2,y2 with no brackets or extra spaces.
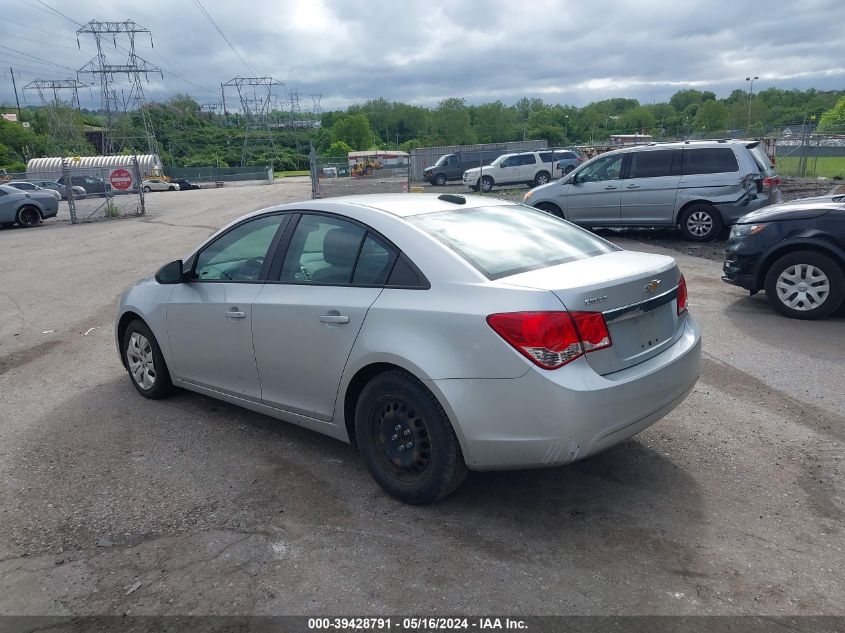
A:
644,279,661,294
584,295,608,306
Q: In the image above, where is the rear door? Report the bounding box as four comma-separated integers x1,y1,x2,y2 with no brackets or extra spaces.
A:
252,213,393,420
565,152,625,225
518,154,538,182
619,149,680,225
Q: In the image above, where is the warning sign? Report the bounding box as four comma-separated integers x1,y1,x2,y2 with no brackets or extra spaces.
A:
109,168,133,191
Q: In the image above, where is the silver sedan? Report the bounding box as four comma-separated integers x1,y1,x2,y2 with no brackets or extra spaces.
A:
115,194,701,503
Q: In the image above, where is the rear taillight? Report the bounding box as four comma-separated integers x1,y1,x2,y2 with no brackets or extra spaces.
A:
762,176,781,188
486,311,611,370
677,275,688,315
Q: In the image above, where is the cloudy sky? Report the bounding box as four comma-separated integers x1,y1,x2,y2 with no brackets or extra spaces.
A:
1,0,843,113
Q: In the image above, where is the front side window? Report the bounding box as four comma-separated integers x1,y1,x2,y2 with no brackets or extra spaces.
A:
576,153,624,182
411,205,617,280
628,150,674,179
194,214,286,282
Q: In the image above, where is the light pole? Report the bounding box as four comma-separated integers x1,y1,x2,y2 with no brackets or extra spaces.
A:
746,76,759,130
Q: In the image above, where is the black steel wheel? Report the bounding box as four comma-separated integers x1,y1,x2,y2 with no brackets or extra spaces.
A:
354,370,467,504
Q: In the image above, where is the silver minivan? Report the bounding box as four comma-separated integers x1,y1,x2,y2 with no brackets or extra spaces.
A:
523,140,782,241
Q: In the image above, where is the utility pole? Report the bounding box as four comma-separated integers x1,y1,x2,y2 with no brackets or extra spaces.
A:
9,67,23,123
745,76,759,131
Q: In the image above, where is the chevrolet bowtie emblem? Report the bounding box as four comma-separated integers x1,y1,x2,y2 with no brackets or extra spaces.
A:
644,279,661,294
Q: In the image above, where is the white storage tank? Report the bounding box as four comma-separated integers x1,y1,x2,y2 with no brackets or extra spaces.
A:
26,154,164,181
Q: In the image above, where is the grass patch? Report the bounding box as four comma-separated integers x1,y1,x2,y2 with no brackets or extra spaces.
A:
274,170,310,178
776,156,845,179
104,201,121,217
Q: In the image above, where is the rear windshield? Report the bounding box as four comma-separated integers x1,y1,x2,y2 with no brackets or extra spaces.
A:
410,205,618,280
747,143,776,175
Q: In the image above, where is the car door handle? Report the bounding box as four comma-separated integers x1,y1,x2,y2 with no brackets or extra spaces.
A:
626,184,640,189
225,310,246,319
319,314,350,324
604,185,618,190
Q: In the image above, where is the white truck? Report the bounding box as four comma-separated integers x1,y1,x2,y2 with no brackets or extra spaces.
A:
463,150,559,192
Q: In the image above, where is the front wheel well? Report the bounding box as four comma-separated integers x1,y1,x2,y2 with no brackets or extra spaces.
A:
343,362,421,448
116,311,144,367
756,243,845,289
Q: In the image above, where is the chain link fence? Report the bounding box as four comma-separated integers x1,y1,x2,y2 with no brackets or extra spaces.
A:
164,166,274,186
58,157,145,223
309,153,411,199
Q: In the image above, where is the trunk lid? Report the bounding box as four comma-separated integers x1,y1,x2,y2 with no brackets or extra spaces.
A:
501,251,684,374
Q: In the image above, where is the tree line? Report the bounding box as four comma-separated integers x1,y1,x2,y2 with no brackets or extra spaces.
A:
2,88,844,171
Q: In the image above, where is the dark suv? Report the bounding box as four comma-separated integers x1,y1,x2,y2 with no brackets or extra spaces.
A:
723,195,845,319
57,175,111,194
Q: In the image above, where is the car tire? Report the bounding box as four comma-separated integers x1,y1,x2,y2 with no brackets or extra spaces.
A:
122,319,173,399
469,185,479,192
480,176,494,193
434,173,447,186
534,171,551,187
143,186,151,192
354,369,468,504
168,186,176,191
679,203,722,242
564,165,575,174
16,206,42,228
535,202,564,219
763,251,844,320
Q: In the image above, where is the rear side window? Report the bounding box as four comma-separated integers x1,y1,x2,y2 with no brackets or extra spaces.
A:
410,205,618,280
628,150,675,178
682,148,739,175
352,234,396,285
519,154,537,165
539,152,556,163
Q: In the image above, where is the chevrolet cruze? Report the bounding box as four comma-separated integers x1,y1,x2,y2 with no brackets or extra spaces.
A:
116,194,701,503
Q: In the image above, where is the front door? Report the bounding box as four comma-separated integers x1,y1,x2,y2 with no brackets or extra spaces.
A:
565,153,625,224
166,213,288,399
253,213,393,420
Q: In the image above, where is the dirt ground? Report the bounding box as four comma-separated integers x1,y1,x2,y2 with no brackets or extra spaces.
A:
0,178,842,617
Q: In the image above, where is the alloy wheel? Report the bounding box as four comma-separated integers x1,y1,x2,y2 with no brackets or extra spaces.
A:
126,332,157,390
686,211,713,237
775,264,830,311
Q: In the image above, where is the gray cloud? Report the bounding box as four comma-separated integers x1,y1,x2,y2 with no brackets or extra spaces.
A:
1,0,843,112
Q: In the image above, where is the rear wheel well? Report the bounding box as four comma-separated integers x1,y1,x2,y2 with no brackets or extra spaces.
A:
676,200,721,224
756,243,845,289
343,362,419,448
116,311,144,367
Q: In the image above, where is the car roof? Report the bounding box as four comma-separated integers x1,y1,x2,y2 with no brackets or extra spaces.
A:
602,139,753,155
268,193,516,219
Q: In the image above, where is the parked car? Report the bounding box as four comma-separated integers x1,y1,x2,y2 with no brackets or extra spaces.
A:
553,148,586,175
142,178,180,192
422,150,507,186
321,167,338,178
722,195,845,319
523,140,782,241
56,175,111,195
116,193,701,503
26,179,87,200
170,178,200,191
0,183,59,227
6,181,62,201
463,151,559,192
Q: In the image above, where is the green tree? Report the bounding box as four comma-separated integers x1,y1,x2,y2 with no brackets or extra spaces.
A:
619,106,656,132
817,96,845,133
324,140,353,158
434,98,475,145
695,100,728,131
331,114,373,150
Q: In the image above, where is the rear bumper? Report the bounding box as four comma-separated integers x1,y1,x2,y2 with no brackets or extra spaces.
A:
431,315,701,470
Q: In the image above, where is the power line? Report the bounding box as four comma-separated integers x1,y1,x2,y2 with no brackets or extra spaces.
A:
32,0,82,26
191,0,255,75
1,16,78,41
0,45,79,72
0,30,85,52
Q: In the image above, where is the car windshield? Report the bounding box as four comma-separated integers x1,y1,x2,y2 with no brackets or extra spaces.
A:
410,205,618,280
489,155,508,167
433,155,452,167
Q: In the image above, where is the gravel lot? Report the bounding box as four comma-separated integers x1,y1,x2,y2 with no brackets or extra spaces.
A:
0,178,842,616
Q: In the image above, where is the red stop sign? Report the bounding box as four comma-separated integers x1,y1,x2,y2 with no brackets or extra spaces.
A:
109,168,133,190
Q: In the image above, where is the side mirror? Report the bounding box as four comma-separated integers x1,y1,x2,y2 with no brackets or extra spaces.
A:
155,259,185,284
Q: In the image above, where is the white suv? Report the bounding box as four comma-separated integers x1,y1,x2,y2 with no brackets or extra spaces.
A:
463,151,557,192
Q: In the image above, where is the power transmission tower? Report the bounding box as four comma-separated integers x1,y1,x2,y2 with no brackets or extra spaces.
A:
76,20,162,155
222,76,282,167
22,79,89,154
